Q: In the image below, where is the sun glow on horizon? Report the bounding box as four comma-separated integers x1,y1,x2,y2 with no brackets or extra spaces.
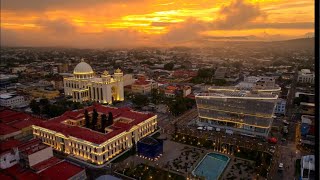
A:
0,0,314,47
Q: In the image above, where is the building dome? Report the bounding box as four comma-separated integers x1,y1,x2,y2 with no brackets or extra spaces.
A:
73,61,93,74
73,60,94,79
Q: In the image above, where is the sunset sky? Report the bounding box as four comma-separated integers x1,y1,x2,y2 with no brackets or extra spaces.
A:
0,0,314,48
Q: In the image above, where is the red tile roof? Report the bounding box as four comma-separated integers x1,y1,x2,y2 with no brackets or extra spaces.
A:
0,110,31,124
31,157,62,172
0,123,20,135
0,139,21,154
5,165,41,180
18,139,41,150
10,118,43,130
133,80,151,85
38,161,84,180
36,104,155,144
0,173,13,180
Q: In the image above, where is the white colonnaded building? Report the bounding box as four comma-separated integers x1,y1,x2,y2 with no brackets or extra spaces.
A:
63,60,124,103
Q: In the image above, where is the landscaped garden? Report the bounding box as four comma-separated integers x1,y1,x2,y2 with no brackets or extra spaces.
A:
172,132,273,178
234,147,272,178
122,163,185,180
223,158,256,180
164,146,204,173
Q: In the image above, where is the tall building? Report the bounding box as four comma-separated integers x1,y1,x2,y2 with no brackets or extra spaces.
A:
63,60,124,103
195,87,278,137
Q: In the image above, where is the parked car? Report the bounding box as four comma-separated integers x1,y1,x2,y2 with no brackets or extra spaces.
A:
278,163,284,172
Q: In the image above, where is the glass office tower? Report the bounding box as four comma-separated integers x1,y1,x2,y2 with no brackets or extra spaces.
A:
195,87,278,137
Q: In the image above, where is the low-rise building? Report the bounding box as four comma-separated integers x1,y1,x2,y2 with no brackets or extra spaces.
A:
0,139,20,169
298,69,314,84
300,155,315,180
132,76,153,95
173,70,197,78
300,115,315,146
275,98,286,115
32,104,158,165
0,109,43,140
28,88,60,100
0,93,28,108
131,76,158,95
162,85,191,98
214,67,227,79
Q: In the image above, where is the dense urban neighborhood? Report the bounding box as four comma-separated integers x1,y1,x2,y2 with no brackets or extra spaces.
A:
0,37,315,180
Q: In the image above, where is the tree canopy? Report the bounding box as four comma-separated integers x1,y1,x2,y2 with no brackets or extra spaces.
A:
132,94,149,107
164,62,174,70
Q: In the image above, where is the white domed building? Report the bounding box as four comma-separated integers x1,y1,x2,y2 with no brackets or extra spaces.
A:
63,60,124,103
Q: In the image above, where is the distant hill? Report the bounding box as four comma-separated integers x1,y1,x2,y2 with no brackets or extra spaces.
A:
266,37,314,51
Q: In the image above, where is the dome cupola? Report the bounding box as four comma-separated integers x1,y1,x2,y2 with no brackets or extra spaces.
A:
73,59,94,79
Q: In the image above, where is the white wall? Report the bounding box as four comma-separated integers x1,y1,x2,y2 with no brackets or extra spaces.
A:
28,146,53,167
0,149,19,169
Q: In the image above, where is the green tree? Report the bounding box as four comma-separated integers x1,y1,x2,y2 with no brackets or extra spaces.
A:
151,88,164,104
132,94,149,107
85,110,90,128
39,98,49,106
107,112,113,126
164,62,174,70
100,114,107,132
30,99,40,114
213,79,227,86
46,105,65,118
91,109,98,130
174,122,178,134
198,68,214,79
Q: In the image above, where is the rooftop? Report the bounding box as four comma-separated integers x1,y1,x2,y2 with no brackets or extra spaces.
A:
139,137,160,146
31,157,62,172
0,123,20,136
0,109,31,124
38,161,84,179
0,139,21,155
3,164,41,180
36,104,155,144
301,155,315,171
196,91,277,99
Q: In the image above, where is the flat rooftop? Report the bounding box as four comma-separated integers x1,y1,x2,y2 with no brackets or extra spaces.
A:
38,161,84,179
196,91,277,99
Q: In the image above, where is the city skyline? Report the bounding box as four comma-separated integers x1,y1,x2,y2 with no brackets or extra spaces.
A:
1,0,314,48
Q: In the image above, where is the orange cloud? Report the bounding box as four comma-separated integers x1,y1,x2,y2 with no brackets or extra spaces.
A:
0,0,314,47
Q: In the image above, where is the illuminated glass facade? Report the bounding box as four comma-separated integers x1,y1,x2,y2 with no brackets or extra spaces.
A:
195,90,278,137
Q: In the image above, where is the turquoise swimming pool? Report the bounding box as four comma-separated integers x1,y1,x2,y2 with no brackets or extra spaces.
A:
192,153,230,180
